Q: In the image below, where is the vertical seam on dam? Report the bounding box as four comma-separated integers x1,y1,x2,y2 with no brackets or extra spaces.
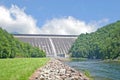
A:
49,38,57,57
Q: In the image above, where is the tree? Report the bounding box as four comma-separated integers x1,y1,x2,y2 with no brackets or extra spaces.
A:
0,27,46,58
70,21,120,59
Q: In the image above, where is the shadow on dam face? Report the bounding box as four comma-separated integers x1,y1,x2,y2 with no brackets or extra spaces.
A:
14,34,78,57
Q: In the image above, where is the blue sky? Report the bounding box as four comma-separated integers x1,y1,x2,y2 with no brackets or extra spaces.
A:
0,0,120,34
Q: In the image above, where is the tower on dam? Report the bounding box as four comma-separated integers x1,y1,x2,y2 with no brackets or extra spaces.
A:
14,34,78,57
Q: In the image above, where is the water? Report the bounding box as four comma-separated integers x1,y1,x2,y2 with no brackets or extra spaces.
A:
65,60,120,80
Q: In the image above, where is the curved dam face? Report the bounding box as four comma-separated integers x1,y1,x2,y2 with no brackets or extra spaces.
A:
14,34,78,57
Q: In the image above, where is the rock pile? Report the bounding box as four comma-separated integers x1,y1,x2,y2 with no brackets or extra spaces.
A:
30,59,89,80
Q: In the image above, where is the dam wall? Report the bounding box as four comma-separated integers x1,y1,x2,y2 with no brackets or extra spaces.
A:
14,34,78,57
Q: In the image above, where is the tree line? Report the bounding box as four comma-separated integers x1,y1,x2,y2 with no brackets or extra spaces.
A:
70,21,120,59
0,28,46,58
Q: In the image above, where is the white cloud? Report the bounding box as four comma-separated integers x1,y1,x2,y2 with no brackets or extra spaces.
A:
40,16,97,35
88,18,109,28
0,5,108,35
0,5,40,34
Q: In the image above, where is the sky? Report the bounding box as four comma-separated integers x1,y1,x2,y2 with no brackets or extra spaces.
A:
0,0,120,35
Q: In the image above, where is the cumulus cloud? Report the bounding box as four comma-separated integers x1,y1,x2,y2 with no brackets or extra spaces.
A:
0,5,108,35
0,5,40,34
88,18,109,28
40,16,97,35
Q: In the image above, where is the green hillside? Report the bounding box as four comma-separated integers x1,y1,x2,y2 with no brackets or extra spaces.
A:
70,21,120,59
0,28,46,58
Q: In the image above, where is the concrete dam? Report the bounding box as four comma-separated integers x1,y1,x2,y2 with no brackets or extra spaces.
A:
14,34,78,57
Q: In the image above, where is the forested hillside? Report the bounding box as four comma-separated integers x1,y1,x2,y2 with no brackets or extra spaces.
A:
0,28,46,58
70,21,120,59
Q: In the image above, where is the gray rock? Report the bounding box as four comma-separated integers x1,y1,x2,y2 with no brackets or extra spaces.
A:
30,59,89,80
60,69,66,74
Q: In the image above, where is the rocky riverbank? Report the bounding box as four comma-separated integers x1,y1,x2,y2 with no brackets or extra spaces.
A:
30,58,89,80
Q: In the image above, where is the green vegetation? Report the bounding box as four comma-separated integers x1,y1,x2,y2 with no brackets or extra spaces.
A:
70,58,87,61
0,58,49,80
84,70,91,77
70,21,120,59
0,28,46,58
84,70,93,80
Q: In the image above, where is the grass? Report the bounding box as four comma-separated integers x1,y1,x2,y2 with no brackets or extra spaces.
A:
0,58,49,80
70,58,87,61
84,70,94,80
